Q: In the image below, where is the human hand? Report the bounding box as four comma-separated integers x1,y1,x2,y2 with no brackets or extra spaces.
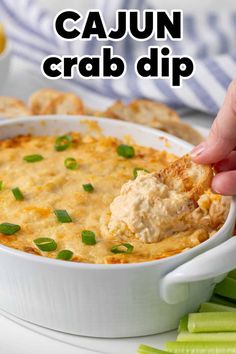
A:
191,80,236,195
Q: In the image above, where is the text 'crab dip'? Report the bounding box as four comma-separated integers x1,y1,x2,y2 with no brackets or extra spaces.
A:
0,131,229,264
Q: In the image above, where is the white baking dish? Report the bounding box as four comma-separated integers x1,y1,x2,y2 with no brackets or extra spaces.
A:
0,116,235,338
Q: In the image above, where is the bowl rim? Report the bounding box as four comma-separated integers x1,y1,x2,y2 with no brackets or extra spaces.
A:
0,115,235,270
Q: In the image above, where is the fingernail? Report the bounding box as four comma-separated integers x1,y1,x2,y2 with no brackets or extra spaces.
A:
211,180,221,195
212,186,221,194
190,142,206,158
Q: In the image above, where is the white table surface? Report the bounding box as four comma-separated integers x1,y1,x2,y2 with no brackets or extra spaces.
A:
0,57,214,354
0,308,177,354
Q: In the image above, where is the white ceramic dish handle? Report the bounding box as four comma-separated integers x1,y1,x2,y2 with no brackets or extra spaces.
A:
160,236,236,304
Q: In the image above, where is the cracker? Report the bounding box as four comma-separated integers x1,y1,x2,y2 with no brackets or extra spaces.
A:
0,96,31,118
103,99,180,124
83,106,103,116
154,120,204,145
41,92,84,115
102,99,202,145
29,88,62,115
157,154,213,202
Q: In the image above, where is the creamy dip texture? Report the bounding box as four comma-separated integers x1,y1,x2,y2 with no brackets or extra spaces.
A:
109,171,195,243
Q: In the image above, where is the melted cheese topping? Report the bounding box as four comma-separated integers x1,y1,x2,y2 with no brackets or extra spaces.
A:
0,133,229,264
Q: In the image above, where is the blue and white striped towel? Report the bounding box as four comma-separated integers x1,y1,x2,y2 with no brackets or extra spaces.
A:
0,0,236,114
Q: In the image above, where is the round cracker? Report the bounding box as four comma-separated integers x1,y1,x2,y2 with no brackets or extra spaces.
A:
0,96,31,118
154,120,204,145
103,99,180,124
41,93,84,115
102,100,202,145
128,99,180,123
83,106,103,116
29,88,61,115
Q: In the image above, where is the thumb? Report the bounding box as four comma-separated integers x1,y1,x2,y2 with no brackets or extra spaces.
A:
191,80,236,164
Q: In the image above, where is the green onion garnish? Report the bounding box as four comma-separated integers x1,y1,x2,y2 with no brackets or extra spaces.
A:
56,249,74,261
23,154,44,163
54,209,72,223
55,135,72,151
117,144,135,158
64,157,78,170
133,167,150,179
12,187,24,201
111,243,134,254
0,223,21,235
0,181,3,191
83,183,94,192
81,230,96,245
34,237,57,252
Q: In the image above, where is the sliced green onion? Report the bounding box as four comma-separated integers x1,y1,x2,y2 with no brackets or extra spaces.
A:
111,243,133,254
117,144,135,158
166,341,236,353
12,187,24,201
188,312,236,333
133,167,149,179
64,157,78,170
81,230,96,245
54,209,72,223
0,223,21,235
199,302,236,313
56,249,73,261
214,277,236,301
82,183,94,192
55,135,72,151
34,237,57,252
137,344,171,354
0,181,3,191
23,154,44,163
210,295,236,308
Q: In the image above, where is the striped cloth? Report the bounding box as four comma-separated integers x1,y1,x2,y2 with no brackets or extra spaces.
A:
0,0,236,114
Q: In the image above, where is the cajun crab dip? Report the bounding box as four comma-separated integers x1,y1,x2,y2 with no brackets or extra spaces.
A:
0,126,229,264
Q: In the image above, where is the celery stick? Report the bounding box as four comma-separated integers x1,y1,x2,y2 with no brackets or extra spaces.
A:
199,302,236,313
137,344,171,354
214,277,236,301
211,295,236,308
177,331,236,342
166,341,236,353
178,312,236,341
178,315,188,332
188,312,236,333
228,269,236,280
